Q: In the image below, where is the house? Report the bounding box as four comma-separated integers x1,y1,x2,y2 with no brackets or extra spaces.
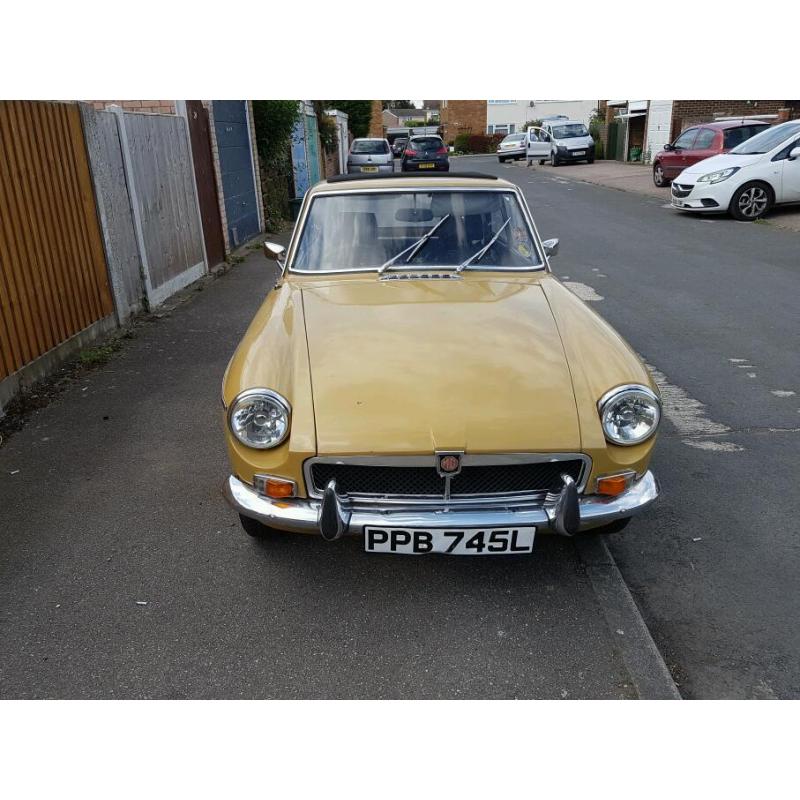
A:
439,101,487,144
486,100,598,135
382,106,440,129
603,100,800,163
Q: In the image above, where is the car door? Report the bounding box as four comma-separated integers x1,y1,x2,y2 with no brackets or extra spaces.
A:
778,137,800,202
526,127,550,160
663,127,698,178
685,127,719,169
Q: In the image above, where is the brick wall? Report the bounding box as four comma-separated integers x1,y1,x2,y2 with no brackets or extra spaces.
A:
368,100,384,138
88,100,176,114
246,100,265,236
440,101,487,145
670,100,789,138
205,101,230,255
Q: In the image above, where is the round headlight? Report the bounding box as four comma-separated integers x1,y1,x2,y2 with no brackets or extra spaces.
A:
228,389,291,449
598,385,660,446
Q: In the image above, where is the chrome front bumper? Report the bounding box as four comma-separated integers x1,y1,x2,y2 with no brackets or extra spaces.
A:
223,471,659,538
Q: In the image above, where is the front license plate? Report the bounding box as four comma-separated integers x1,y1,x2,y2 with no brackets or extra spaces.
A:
360,166,378,173
418,162,436,169
364,527,535,555
572,150,585,156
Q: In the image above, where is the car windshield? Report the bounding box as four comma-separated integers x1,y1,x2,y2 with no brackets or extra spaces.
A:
730,122,800,155
291,190,542,272
503,134,524,143
551,124,589,139
352,140,389,154
409,137,442,152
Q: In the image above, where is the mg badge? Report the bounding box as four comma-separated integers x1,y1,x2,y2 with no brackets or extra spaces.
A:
437,453,462,476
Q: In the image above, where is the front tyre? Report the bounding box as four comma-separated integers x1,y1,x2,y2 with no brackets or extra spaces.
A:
238,513,277,539
550,150,560,167
729,181,773,221
653,162,669,187
592,517,631,534
498,156,506,163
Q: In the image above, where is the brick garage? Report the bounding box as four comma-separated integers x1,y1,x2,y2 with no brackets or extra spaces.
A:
440,101,487,145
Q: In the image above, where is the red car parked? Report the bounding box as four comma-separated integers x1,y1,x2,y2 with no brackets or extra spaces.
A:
652,119,770,187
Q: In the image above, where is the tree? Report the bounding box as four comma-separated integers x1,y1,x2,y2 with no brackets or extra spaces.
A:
382,100,415,110
325,101,374,138
251,100,301,161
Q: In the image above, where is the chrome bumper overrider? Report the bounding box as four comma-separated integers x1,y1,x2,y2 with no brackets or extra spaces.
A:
223,471,660,539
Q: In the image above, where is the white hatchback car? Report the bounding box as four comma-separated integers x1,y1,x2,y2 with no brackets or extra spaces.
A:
671,120,800,221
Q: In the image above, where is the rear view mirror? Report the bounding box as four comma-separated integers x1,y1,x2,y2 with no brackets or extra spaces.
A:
789,146,800,161
396,208,433,222
263,242,286,262
542,238,559,258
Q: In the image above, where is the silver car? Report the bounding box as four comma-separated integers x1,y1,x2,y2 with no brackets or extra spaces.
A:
497,132,526,162
347,138,394,174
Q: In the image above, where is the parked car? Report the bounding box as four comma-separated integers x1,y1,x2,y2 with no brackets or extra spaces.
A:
671,120,800,221
347,138,394,174
526,120,595,167
497,133,526,162
401,135,449,172
222,172,662,553
652,119,770,187
392,137,408,157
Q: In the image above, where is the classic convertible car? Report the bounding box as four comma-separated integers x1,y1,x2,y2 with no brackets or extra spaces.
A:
222,173,660,555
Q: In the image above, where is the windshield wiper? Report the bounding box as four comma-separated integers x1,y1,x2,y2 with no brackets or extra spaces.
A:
378,214,451,273
456,218,511,272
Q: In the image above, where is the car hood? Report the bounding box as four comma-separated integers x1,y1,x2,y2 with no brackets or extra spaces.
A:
677,151,763,179
300,276,581,454
555,135,593,148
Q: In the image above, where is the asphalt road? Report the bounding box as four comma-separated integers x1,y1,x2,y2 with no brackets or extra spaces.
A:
1,160,796,699
452,155,800,698
0,240,636,699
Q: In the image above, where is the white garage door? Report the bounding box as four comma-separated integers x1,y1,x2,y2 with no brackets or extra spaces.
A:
645,101,674,162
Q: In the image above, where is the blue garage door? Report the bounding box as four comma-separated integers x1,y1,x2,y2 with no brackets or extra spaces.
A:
212,101,260,248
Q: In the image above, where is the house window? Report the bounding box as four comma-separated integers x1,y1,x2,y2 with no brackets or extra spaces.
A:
489,123,515,135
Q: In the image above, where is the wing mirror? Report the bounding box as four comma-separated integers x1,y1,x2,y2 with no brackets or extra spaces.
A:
542,238,559,258
663,143,673,151
789,146,800,161
263,242,286,263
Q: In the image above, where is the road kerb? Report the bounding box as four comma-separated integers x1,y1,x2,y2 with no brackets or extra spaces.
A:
576,535,681,700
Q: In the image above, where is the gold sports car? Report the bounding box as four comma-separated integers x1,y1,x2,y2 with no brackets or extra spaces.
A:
222,173,660,555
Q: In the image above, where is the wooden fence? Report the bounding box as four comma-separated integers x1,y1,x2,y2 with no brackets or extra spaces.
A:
0,101,114,382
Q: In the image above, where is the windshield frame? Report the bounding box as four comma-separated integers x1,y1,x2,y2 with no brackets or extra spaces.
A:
285,186,548,276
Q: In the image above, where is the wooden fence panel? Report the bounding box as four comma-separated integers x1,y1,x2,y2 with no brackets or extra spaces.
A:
0,101,113,381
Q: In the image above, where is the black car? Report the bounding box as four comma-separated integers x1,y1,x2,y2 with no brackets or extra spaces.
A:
391,137,408,157
401,135,449,172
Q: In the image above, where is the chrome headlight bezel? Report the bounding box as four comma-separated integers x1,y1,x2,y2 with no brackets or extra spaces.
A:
227,388,291,450
697,166,740,185
598,384,661,447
